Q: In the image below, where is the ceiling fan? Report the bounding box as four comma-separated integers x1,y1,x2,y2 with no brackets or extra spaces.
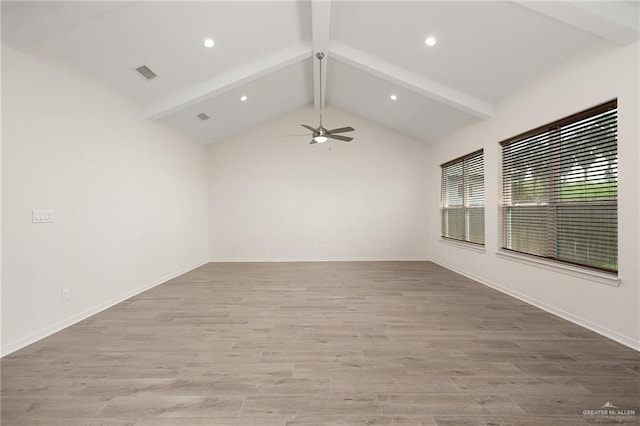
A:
302,52,355,144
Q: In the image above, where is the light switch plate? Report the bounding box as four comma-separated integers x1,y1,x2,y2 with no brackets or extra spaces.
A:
32,210,55,223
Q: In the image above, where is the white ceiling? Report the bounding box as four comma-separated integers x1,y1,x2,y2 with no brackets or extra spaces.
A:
3,1,639,145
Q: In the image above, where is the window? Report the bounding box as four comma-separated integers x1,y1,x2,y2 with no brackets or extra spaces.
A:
441,150,484,245
501,100,617,273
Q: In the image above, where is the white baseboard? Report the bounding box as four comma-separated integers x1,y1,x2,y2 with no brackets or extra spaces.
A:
431,258,640,352
1,260,208,357
209,257,431,263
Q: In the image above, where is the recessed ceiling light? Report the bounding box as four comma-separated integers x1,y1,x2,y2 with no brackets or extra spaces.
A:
390,94,398,101
425,37,437,47
240,95,248,102
203,38,215,48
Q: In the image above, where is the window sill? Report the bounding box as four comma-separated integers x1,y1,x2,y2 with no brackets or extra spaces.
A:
496,250,621,287
439,238,486,254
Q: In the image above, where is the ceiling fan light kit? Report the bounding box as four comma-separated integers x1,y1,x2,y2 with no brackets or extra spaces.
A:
301,52,355,145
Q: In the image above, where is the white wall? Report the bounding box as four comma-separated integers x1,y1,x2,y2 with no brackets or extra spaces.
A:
208,104,431,261
1,45,210,355
429,41,640,350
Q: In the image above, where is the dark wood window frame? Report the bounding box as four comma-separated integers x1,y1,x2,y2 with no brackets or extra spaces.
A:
441,149,485,246
500,100,618,274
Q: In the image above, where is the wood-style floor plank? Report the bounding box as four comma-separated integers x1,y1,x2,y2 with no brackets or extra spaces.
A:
2,261,638,425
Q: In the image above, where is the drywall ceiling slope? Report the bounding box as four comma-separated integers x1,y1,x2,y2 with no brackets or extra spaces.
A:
2,1,637,146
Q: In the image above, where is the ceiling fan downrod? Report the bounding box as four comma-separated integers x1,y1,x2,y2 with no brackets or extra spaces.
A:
317,51,325,129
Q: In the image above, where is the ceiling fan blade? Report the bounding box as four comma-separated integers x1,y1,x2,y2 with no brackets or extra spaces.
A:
328,134,353,142
309,139,318,145
282,134,310,137
327,126,354,134
301,124,317,132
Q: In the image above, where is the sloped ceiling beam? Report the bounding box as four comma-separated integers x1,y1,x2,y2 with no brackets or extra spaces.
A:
311,0,331,111
515,1,640,45
330,41,494,119
144,43,311,120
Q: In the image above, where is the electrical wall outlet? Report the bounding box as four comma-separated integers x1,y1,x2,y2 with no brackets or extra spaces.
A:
61,288,70,302
33,210,55,223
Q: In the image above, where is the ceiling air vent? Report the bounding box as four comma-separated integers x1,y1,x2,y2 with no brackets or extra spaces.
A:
197,113,210,121
134,65,157,81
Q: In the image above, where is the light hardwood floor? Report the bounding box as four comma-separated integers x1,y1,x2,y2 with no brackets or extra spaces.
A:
2,261,639,425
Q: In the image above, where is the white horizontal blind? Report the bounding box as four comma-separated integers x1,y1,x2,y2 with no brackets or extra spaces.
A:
501,100,618,273
441,150,484,245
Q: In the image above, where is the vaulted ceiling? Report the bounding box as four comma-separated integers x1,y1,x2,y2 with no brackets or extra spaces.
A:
3,1,639,145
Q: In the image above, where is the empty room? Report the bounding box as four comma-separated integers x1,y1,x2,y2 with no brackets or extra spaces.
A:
1,1,639,425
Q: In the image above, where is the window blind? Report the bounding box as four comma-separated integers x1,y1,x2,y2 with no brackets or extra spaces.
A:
501,100,617,273
441,150,484,245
